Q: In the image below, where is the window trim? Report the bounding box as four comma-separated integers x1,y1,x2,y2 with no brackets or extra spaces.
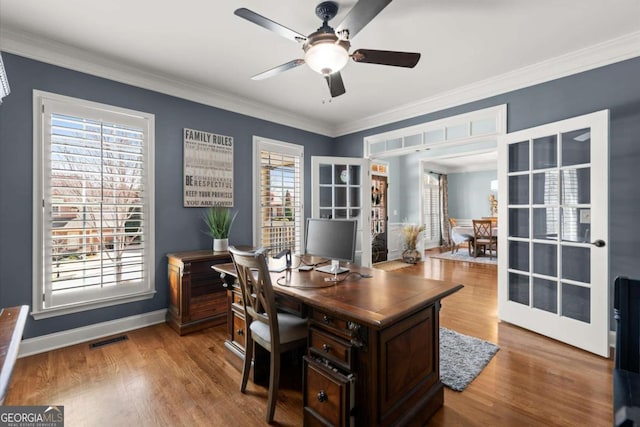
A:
32,90,155,319
252,136,304,251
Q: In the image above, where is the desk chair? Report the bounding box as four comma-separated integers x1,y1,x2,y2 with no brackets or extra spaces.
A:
472,219,497,258
228,246,308,424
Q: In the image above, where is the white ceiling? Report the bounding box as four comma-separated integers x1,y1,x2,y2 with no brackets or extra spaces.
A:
1,0,639,137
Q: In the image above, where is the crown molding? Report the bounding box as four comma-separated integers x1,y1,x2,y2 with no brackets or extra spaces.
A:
0,28,334,137
334,31,640,137
2,28,639,139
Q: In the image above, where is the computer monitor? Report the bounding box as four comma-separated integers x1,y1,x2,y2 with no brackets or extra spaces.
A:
304,218,357,274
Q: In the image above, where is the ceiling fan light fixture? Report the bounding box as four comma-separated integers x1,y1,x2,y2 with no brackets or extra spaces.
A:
305,42,349,75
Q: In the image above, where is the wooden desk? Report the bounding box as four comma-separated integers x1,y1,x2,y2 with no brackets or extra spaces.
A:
0,305,28,404
215,262,463,426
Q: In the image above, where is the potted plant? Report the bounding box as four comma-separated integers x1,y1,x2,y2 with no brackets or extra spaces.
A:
203,207,237,252
401,223,425,264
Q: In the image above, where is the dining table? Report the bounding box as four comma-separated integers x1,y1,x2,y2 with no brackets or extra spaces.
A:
451,224,498,256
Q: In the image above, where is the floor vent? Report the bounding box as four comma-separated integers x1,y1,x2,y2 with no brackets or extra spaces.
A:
89,335,128,349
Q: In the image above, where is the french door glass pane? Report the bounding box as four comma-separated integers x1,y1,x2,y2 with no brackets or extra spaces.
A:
533,171,558,204
561,246,590,283
561,207,590,243
508,208,529,238
509,175,529,205
561,168,590,205
334,209,348,219
334,187,347,207
561,128,591,166
533,277,558,313
320,209,332,219
509,141,529,172
350,165,361,185
319,164,332,184
533,207,558,240
533,243,557,277
508,241,529,271
533,135,557,169
319,187,332,206
561,283,590,323
509,272,530,305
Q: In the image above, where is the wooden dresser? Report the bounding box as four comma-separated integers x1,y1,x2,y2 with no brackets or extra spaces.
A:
166,250,231,335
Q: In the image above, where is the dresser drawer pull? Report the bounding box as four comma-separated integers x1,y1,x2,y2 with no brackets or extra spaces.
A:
322,343,331,353
317,390,328,403
322,315,332,324
236,328,244,336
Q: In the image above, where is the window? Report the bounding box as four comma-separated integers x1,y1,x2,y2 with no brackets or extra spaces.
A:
253,137,303,254
422,173,441,248
33,91,155,319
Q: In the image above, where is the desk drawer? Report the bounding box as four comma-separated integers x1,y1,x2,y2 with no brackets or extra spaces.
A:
303,356,354,427
232,291,243,305
309,327,353,371
275,293,306,317
231,310,246,351
310,308,351,340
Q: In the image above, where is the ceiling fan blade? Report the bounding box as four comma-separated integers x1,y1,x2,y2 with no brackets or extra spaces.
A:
251,59,305,80
352,49,421,68
335,0,392,39
325,72,346,98
235,8,307,43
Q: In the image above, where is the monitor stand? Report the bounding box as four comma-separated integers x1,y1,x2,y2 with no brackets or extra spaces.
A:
315,260,349,275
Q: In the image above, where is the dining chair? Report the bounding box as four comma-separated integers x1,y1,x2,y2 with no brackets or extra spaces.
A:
449,217,471,253
472,219,497,258
228,246,308,423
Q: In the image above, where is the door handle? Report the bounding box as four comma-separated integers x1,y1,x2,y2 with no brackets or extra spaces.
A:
591,239,605,248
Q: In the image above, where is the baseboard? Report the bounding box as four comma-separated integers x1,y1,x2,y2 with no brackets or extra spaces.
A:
18,309,167,357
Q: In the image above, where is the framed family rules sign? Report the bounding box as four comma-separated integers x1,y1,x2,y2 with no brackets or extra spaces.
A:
183,128,234,207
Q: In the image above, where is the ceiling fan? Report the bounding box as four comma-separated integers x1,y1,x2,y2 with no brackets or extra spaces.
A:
235,0,421,98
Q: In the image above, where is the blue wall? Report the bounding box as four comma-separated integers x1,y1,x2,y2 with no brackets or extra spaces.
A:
447,170,498,219
0,53,334,339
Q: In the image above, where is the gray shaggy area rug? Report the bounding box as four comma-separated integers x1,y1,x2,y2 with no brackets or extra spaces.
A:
440,327,499,391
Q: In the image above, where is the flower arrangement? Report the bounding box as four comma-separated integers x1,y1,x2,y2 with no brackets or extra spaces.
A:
402,224,425,250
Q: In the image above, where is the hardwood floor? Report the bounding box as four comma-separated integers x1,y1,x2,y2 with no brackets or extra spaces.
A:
5,252,613,426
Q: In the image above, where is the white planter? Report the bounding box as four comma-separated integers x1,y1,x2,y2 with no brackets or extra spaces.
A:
213,238,228,252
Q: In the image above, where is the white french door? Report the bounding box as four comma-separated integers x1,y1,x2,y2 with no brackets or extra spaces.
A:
497,110,609,357
311,156,371,267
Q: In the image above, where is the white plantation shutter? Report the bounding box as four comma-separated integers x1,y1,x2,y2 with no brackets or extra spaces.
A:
34,91,155,318
422,173,440,247
254,138,303,254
